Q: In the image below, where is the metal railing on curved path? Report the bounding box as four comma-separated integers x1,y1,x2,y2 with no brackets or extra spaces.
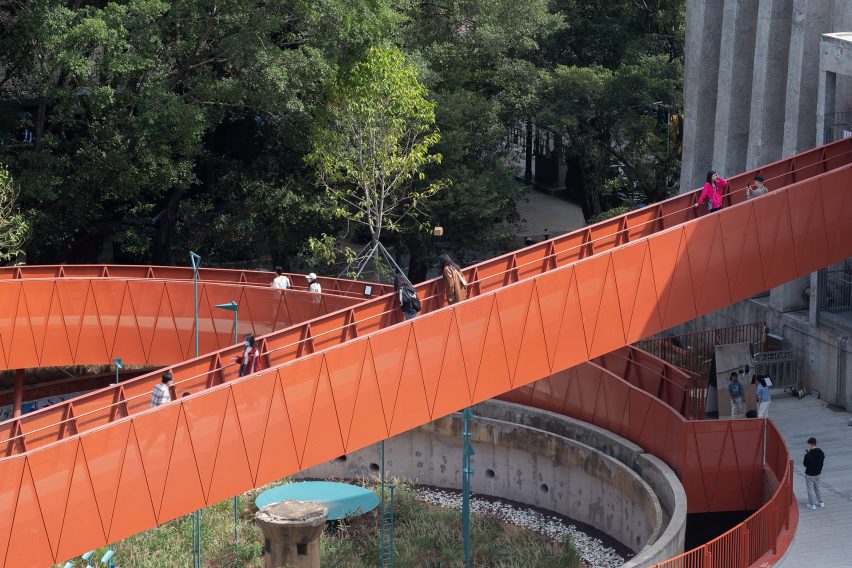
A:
0,278,373,372
0,139,847,565
501,345,796,567
0,265,391,299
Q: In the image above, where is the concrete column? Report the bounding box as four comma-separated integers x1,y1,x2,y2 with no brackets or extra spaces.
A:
782,0,832,156
12,369,24,418
254,501,328,568
680,0,726,192
713,0,759,177
747,0,794,169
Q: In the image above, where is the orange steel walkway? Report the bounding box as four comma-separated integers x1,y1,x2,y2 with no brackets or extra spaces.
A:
0,138,850,565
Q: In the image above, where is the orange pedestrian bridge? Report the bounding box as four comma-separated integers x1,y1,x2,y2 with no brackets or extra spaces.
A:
0,137,850,566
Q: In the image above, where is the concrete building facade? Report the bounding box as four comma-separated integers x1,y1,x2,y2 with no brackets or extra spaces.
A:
681,0,852,192
679,1,852,409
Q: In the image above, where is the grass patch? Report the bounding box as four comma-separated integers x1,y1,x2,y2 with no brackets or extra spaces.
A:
56,481,581,568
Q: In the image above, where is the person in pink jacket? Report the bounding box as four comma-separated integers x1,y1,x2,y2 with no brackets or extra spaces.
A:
695,170,728,213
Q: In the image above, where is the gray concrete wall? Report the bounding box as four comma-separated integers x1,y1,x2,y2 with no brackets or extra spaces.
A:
817,33,852,143
783,0,833,155
299,402,687,566
680,0,843,190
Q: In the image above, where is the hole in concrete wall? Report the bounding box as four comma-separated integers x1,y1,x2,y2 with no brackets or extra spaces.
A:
485,469,495,478
540,483,549,494
297,543,308,556
369,462,380,472
334,455,347,462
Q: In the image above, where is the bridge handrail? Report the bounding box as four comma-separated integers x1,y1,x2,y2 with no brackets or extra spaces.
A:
1,137,849,455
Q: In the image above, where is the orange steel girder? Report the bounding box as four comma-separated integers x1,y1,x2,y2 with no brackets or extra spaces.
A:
0,139,849,565
0,279,368,371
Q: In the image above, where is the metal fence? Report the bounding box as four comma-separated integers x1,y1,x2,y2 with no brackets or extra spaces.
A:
824,110,852,144
818,259,852,326
752,349,803,391
635,322,767,378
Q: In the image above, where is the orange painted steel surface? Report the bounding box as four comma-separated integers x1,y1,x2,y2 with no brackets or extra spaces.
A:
502,353,795,567
0,139,848,565
0,279,365,371
503,347,766,513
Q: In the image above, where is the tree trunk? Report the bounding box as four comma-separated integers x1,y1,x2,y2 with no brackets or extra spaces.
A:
564,154,600,221
33,97,47,152
524,120,533,181
151,187,184,264
404,234,430,283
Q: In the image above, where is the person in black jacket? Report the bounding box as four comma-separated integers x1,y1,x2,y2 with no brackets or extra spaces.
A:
803,437,825,509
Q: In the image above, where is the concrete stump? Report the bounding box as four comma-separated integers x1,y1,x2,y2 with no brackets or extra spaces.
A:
254,500,328,568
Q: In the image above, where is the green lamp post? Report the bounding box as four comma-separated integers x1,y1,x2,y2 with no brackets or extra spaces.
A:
213,299,239,546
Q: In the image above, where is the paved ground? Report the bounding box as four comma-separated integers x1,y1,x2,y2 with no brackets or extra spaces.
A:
515,190,586,239
771,394,852,567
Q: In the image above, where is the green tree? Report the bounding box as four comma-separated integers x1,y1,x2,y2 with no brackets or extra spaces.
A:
308,45,445,253
0,164,29,264
0,0,405,265
399,0,564,277
535,0,685,220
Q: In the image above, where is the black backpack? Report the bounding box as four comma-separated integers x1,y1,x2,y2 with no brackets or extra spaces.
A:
401,285,421,312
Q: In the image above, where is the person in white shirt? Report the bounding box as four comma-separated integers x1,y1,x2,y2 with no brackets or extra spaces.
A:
307,272,322,293
271,267,291,290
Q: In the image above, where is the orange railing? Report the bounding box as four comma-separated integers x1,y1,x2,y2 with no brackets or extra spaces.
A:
505,349,795,567
635,321,767,377
0,265,392,299
652,422,794,567
0,135,840,565
4,138,849,456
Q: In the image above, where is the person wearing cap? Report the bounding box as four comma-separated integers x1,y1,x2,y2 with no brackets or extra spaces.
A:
745,175,768,199
151,371,173,407
235,333,261,377
307,273,322,293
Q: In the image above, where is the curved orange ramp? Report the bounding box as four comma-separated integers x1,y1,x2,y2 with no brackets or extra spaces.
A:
0,138,849,565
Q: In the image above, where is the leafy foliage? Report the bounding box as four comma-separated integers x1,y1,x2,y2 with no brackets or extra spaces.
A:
0,165,29,264
0,0,685,273
308,45,446,246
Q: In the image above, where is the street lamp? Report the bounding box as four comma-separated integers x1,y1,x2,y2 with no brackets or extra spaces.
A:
462,407,475,568
189,252,201,358
213,299,239,546
113,358,122,385
189,251,201,568
213,301,239,346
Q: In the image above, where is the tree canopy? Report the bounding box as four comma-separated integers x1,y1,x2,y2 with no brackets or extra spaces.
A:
0,0,685,274
308,45,445,245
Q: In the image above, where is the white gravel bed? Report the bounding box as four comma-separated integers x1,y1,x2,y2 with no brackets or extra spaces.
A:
414,487,628,568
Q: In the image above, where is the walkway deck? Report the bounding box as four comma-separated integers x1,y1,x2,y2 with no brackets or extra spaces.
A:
772,395,852,567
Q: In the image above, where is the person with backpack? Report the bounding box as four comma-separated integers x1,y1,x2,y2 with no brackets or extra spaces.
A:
235,333,261,377
306,272,322,293
394,273,421,320
440,253,467,305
